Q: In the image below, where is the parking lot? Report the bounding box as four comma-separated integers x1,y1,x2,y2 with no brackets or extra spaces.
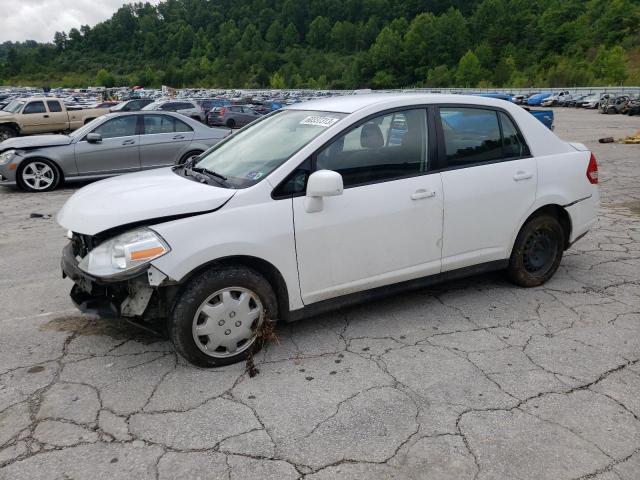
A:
0,107,639,479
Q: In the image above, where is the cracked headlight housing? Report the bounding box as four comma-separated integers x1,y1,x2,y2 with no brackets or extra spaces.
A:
0,150,17,165
78,228,170,278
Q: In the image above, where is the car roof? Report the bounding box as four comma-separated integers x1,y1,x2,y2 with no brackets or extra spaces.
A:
283,93,518,114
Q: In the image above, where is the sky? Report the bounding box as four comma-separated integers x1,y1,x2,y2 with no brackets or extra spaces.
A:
0,0,162,43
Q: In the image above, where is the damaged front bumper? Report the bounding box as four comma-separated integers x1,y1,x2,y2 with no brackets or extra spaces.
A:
61,242,176,323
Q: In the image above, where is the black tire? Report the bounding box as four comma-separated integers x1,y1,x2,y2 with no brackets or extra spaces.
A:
226,118,236,128
507,214,565,288
178,150,203,165
169,266,278,368
17,158,61,192
0,125,17,142
84,118,95,125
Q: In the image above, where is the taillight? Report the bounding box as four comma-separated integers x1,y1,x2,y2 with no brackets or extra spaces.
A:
587,153,598,184
219,107,226,115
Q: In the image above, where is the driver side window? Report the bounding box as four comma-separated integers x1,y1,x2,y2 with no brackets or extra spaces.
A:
315,109,427,188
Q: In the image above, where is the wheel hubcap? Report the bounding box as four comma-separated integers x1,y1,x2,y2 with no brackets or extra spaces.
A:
522,228,558,275
192,287,263,358
22,162,55,190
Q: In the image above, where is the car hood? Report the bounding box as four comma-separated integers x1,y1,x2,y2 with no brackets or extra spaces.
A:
57,167,236,235
0,134,73,151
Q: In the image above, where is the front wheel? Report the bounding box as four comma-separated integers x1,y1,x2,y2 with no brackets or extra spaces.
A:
0,125,17,142
169,266,278,367
507,215,565,287
18,159,61,192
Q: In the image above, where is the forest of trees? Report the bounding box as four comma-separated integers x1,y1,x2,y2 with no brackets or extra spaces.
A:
0,0,639,89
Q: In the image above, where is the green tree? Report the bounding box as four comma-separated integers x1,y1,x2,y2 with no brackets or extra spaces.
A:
95,68,115,87
593,45,628,85
269,71,286,88
456,50,482,86
307,16,331,49
282,23,299,47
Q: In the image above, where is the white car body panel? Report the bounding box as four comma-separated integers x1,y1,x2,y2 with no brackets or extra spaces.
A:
150,181,303,310
293,174,444,304
57,93,599,316
441,157,537,271
57,167,235,235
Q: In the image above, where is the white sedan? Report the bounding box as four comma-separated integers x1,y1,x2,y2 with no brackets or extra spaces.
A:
57,94,599,367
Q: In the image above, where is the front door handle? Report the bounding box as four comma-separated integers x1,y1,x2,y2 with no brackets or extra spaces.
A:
43,115,49,118
513,171,533,181
122,139,135,145
172,135,185,140
411,189,436,200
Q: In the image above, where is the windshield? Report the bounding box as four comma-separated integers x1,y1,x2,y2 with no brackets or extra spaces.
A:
3,100,25,113
142,101,162,110
109,101,127,111
194,109,345,188
69,116,105,139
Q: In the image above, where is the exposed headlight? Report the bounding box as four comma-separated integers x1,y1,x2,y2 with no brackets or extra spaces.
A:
78,228,170,278
0,150,17,165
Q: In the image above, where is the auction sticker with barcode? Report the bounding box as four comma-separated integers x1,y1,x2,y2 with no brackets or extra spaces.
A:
300,116,340,127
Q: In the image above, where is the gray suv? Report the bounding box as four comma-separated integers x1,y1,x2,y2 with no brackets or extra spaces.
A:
142,100,205,123
207,105,261,128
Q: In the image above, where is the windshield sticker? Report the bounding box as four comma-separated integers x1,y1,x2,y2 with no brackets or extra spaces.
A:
300,115,340,127
246,171,263,180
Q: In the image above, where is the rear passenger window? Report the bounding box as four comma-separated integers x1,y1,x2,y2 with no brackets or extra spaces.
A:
174,118,192,132
47,101,62,112
315,108,427,188
23,101,46,114
439,108,502,166
143,114,175,134
499,112,530,158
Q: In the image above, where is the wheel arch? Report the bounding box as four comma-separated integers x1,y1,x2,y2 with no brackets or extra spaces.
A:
175,255,291,321
0,122,20,135
16,156,65,187
516,204,572,250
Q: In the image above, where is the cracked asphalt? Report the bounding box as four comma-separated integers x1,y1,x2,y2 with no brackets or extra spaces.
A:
1,108,640,479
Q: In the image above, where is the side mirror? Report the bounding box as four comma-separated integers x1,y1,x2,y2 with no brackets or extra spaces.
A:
86,133,102,143
304,170,343,213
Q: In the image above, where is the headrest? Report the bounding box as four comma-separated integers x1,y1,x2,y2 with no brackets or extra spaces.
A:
360,123,384,149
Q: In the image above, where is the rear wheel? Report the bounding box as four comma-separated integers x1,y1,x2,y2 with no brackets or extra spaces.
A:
507,214,565,287
17,159,61,192
226,118,236,128
178,150,203,165
169,266,277,367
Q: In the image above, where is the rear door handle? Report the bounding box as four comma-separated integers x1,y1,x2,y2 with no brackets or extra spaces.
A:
173,135,185,140
411,189,436,200
122,139,136,145
43,115,49,118
513,171,533,181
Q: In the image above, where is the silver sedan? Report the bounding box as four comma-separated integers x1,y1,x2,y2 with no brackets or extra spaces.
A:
0,112,230,192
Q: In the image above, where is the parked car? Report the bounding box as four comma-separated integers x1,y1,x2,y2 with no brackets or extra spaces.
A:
110,98,154,112
600,95,630,114
206,105,262,128
627,98,640,116
0,112,229,192
194,98,231,114
0,97,110,141
142,99,205,123
566,95,589,108
56,94,599,367
527,92,553,106
92,101,120,109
